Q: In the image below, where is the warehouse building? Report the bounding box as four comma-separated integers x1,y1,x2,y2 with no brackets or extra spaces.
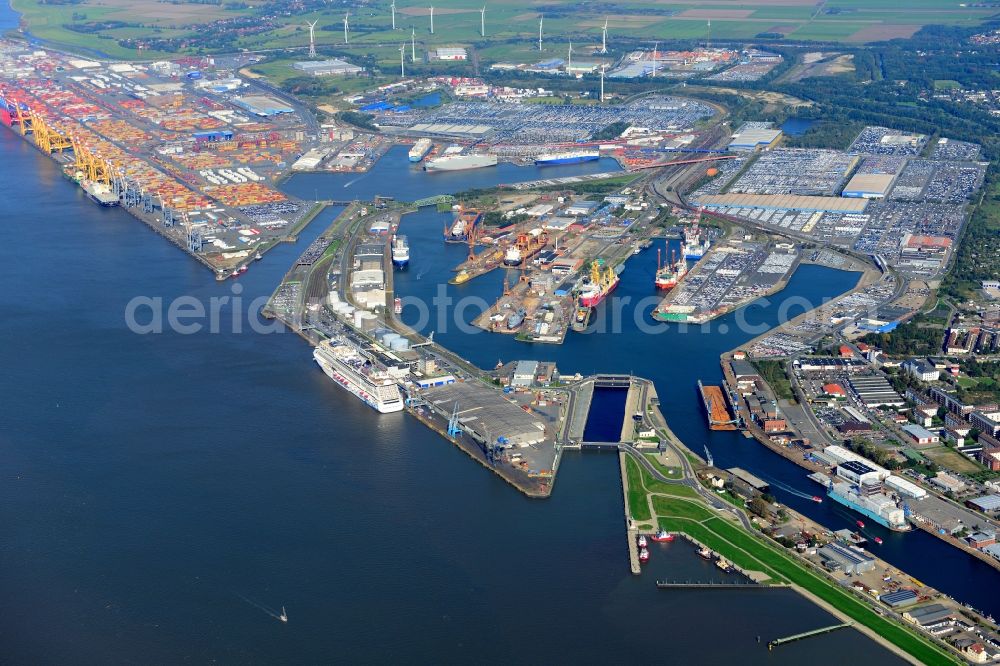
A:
431,47,468,61
293,58,364,77
848,375,905,408
841,173,895,199
880,589,919,609
233,95,294,117
728,123,782,151
967,494,1000,515
819,542,875,575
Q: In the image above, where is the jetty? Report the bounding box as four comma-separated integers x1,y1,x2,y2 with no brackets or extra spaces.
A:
768,622,854,650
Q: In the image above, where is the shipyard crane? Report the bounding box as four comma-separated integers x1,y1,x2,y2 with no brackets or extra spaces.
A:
447,402,462,437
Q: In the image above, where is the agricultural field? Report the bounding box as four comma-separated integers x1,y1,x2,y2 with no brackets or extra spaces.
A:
8,0,997,61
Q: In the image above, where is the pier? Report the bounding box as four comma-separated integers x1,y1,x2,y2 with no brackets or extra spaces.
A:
767,622,854,650
655,581,770,589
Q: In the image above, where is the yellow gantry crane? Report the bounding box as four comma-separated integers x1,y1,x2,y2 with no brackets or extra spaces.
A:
30,111,73,154
69,134,113,185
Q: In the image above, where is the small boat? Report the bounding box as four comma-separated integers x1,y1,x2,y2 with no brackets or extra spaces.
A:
873,537,883,545
255,252,263,261
637,535,648,549
697,547,712,560
811,495,823,503
394,297,403,314
651,529,674,543
856,520,865,529
638,548,650,563
279,606,288,623
716,557,734,573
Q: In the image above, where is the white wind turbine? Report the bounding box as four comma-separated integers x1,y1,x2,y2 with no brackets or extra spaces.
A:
343,12,350,44
601,18,608,54
306,20,317,57
429,6,434,34
390,1,396,30
480,6,486,37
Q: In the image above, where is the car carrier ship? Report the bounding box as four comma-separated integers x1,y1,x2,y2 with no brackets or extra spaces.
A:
534,150,599,166
312,340,404,414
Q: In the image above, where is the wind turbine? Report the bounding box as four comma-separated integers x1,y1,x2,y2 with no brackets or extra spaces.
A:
538,15,543,51
651,41,658,77
480,6,486,37
600,64,605,102
400,44,406,76
567,40,572,75
343,12,350,44
390,1,396,30
601,18,608,54
429,6,434,34
306,20,317,58
707,19,711,49
411,27,416,62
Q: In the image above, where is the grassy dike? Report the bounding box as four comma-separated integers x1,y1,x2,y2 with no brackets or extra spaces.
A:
624,456,959,665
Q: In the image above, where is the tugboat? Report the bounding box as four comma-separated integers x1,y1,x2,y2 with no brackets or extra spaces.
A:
697,547,712,560
715,557,735,573
651,529,674,543
394,297,403,315
638,548,650,564
873,537,883,545
279,606,288,623
856,520,866,529
637,535,648,549
811,495,823,503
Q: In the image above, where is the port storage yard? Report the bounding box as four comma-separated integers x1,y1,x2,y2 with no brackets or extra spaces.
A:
0,44,324,278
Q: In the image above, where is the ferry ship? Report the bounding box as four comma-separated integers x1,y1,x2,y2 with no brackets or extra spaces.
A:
654,245,688,290
391,234,410,268
535,150,599,166
408,138,433,162
578,261,620,308
424,153,498,172
827,481,910,532
312,340,404,414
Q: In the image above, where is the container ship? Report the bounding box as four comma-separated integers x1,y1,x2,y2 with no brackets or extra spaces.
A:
827,481,910,531
312,340,404,414
578,261,620,308
535,150,599,166
409,138,433,162
654,245,687,290
446,209,483,242
424,153,498,172
391,234,410,268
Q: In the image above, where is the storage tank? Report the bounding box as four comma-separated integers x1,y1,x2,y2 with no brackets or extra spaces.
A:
374,329,392,343
354,310,378,331
389,338,410,351
381,332,401,347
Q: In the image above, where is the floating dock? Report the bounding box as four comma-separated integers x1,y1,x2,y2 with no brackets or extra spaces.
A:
698,380,738,431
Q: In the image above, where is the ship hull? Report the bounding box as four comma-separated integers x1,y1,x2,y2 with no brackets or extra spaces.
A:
313,352,404,414
392,257,409,268
535,155,600,166
579,278,619,308
827,487,910,532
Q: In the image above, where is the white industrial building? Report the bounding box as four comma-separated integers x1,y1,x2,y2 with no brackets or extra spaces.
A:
836,460,883,486
432,47,468,61
823,445,890,480
885,475,928,500
294,59,364,76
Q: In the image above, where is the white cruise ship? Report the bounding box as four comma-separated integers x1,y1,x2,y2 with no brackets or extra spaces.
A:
313,340,404,413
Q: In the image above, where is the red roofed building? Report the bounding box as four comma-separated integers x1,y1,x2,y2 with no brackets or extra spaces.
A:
839,345,853,358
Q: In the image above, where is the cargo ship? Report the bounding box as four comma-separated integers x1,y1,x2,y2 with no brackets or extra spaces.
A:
827,481,910,532
446,209,483,241
535,150,599,166
81,180,120,207
391,234,410,268
424,153,498,172
578,261,619,308
409,138,433,162
312,340,404,414
503,245,523,267
654,245,687,290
